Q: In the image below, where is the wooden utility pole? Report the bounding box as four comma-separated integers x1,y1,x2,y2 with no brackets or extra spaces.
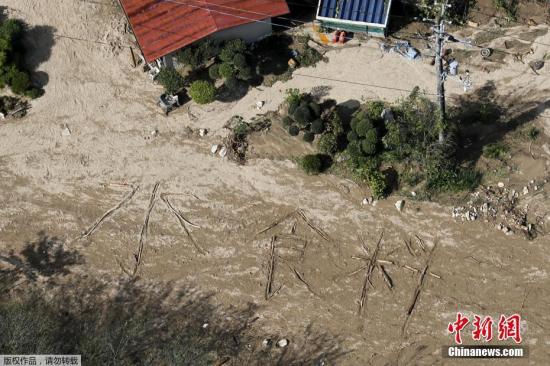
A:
434,0,449,143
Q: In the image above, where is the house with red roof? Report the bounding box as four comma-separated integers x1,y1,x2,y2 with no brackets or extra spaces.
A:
118,0,290,64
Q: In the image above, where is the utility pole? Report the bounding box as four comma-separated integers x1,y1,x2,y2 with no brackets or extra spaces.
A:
432,0,449,143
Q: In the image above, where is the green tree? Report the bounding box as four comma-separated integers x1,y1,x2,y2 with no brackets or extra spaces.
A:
157,68,186,95
189,80,216,104
300,154,323,175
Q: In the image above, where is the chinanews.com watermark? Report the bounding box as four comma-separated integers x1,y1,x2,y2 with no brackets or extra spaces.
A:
444,312,528,359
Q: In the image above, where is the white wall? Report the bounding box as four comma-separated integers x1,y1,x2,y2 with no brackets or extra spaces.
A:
163,18,273,67
210,18,273,43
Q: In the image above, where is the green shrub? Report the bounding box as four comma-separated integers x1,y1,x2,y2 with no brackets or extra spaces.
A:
282,116,293,127
176,48,200,69
310,119,324,134
233,121,250,138
426,166,480,193
482,143,509,160
219,39,246,63
157,68,186,95
347,130,358,142
208,64,220,80
224,77,239,91
294,105,312,126
365,100,385,122
354,118,374,137
189,80,216,104
233,53,247,69
9,70,31,95
303,131,315,143
25,88,42,99
285,88,301,105
367,170,387,198
309,102,321,117
327,111,344,136
318,133,338,155
527,127,540,140
361,129,378,155
288,125,300,136
300,154,323,175
361,138,376,155
218,62,235,79
237,66,253,80
296,46,323,67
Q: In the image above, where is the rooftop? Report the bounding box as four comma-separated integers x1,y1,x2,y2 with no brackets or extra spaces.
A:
119,0,290,62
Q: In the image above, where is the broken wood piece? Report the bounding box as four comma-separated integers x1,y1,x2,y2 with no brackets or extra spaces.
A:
160,194,200,228
265,236,277,300
292,267,319,297
402,241,438,334
160,194,207,255
297,209,331,242
403,238,416,257
132,182,160,276
256,211,295,236
358,231,384,316
378,264,393,290
414,234,427,252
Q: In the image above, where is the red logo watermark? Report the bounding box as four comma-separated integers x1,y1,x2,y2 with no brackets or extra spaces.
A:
448,313,522,344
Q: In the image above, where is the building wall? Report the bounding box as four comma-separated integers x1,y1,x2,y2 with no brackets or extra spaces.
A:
211,18,273,43
163,19,273,68
318,19,386,37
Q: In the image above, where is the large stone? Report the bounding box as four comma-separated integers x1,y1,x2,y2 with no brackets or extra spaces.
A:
395,200,405,212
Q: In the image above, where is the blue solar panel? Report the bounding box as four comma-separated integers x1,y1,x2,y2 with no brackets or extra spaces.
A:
317,0,386,24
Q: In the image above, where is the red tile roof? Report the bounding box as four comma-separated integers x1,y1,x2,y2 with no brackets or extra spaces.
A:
119,0,290,62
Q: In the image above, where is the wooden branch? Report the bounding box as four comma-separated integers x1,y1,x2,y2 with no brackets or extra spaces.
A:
402,241,438,335
292,267,319,297
265,236,277,300
297,209,331,242
160,194,207,255
256,211,295,236
358,231,384,316
78,185,139,240
132,183,159,276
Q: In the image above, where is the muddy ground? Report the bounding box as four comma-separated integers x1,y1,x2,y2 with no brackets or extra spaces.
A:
1,0,550,365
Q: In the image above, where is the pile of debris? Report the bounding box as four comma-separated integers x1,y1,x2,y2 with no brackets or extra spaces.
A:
221,114,272,165
0,96,29,120
452,179,547,240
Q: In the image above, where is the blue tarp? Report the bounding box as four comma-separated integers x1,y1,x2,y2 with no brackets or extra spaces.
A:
317,0,386,25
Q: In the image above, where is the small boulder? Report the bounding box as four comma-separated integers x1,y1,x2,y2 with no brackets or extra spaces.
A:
395,200,405,212
523,186,529,195
61,124,71,137
199,128,208,137
497,182,505,188
276,339,289,348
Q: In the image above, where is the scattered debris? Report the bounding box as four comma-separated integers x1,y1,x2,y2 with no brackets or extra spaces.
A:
452,182,543,239
362,196,374,205
358,231,383,316
276,339,289,348
158,93,180,115
132,182,160,276
61,124,71,137
402,241,437,335
395,200,405,212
